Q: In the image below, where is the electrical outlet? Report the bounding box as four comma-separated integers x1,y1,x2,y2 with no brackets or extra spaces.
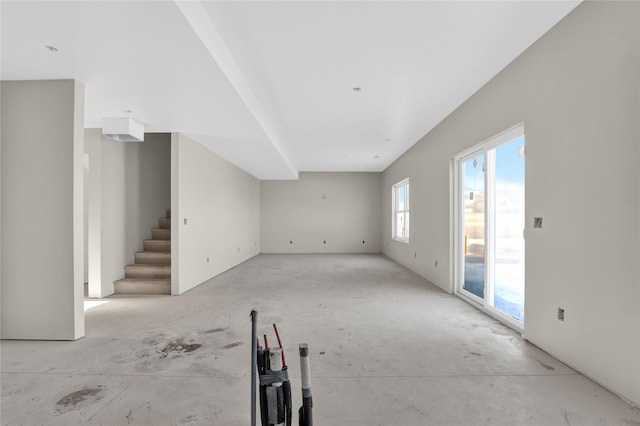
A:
557,307,565,321
435,260,438,267
206,257,210,263
534,217,543,228
184,218,188,225
414,252,417,258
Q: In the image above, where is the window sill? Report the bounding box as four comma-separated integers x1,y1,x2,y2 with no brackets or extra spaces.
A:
392,237,409,244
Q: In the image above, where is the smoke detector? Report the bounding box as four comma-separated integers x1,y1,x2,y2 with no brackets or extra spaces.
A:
102,117,144,142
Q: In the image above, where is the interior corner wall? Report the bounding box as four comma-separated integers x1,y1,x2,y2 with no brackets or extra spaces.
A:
85,130,171,298
72,81,85,338
172,133,260,295
83,152,89,285
261,172,382,253
382,2,640,406
1,80,85,340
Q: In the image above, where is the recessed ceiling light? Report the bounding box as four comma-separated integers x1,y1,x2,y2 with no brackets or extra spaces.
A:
122,109,132,114
373,155,380,159
385,138,391,142
43,45,58,53
352,87,362,92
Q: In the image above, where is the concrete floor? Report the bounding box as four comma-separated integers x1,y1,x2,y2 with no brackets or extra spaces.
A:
2,254,638,426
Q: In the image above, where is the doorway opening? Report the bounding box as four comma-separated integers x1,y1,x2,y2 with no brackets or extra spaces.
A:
454,124,525,331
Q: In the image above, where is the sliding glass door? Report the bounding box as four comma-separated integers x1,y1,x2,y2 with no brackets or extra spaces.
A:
462,154,486,301
456,126,525,328
493,139,525,321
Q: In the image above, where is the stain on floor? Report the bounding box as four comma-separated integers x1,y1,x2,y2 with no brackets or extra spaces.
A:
111,334,208,372
464,352,482,359
537,359,555,371
55,386,106,413
177,413,199,424
161,341,202,356
203,328,227,334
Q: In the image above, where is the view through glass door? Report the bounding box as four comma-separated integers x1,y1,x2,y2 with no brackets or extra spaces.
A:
462,154,486,300
456,126,525,327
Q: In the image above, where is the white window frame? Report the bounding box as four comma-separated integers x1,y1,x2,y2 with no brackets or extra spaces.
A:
392,178,410,243
451,123,525,333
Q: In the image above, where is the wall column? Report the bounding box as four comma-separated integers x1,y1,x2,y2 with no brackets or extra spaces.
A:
1,79,85,340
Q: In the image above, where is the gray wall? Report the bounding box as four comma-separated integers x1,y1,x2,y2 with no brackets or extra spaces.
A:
261,172,382,253
382,2,640,406
1,80,85,340
171,133,260,295
85,130,171,298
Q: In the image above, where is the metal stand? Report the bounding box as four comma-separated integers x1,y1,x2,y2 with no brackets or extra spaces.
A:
251,311,309,426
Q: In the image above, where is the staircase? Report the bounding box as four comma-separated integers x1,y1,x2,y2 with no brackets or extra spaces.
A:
114,209,171,295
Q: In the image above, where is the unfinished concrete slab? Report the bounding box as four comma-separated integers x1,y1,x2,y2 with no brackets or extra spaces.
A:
1,254,638,425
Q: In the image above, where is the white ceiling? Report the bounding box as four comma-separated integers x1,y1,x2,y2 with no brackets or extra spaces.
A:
1,1,580,180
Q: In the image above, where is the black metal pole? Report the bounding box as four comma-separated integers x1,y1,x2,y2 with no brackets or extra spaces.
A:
250,310,258,426
298,344,313,426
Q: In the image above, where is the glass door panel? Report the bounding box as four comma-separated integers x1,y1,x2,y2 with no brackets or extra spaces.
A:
492,137,525,320
463,154,485,299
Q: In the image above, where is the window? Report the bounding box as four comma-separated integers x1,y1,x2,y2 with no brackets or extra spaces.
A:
393,178,410,242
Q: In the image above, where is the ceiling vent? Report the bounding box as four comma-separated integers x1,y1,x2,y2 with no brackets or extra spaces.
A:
102,117,144,142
